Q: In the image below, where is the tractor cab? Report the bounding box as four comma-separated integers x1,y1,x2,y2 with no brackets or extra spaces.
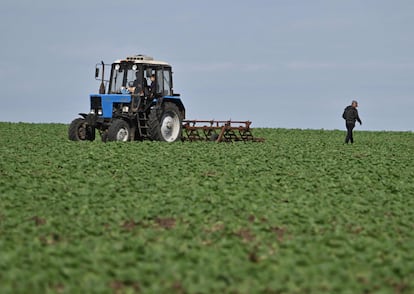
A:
106,55,174,97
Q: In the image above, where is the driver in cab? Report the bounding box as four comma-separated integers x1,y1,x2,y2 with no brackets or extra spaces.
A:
128,71,147,95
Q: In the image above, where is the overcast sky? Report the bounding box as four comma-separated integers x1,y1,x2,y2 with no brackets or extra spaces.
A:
1,0,413,131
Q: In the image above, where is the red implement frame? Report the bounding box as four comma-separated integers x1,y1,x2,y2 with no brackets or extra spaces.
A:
182,120,264,142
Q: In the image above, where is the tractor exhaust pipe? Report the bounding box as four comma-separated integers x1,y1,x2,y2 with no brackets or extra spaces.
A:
99,60,105,94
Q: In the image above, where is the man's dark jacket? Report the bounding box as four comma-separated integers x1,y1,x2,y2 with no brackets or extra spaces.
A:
342,106,362,124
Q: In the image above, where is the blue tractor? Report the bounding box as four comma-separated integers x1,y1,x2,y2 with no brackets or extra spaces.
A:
68,55,185,142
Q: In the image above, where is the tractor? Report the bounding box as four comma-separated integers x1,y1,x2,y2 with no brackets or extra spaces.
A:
68,55,184,142
69,54,263,143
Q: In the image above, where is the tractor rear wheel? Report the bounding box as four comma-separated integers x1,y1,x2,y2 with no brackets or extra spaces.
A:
107,119,131,142
148,102,183,142
68,118,95,141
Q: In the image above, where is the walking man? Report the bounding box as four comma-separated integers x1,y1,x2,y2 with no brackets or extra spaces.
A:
342,100,362,144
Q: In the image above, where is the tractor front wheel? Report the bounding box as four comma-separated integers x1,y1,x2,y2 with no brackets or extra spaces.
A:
107,119,131,142
68,118,95,141
148,102,183,142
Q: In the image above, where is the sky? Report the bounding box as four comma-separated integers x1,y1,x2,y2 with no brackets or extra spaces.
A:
1,0,413,131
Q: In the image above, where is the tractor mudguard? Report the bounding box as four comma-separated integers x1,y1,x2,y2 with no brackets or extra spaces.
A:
162,96,185,118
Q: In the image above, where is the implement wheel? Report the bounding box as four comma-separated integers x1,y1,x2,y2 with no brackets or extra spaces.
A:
107,119,131,142
68,118,95,141
148,102,183,142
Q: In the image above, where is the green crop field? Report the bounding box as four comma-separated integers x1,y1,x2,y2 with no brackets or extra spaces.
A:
0,122,413,293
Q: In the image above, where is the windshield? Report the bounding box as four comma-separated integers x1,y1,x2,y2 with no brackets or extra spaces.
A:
109,63,140,94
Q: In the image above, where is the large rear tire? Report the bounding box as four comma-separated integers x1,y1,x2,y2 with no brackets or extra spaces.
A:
68,118,95,141
107,119,131,142
148,102,183,142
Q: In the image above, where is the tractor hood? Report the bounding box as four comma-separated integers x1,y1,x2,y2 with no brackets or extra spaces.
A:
89,94,131,118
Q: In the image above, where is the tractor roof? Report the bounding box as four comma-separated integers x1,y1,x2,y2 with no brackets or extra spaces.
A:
114,54,170,66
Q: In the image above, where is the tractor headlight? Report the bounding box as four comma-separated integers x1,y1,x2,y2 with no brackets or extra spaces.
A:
122,106,129,113
90,109,95,114
97,109,102,115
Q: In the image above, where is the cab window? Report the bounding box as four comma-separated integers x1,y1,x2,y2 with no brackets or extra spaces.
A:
163,69,172,96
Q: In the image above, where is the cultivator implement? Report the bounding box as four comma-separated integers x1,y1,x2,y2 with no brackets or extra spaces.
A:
182,120,264,142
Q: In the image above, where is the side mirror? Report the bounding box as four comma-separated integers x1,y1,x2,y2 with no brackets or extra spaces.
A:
95,68,100,79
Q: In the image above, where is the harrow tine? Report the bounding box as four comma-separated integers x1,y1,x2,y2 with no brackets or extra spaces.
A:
182,120,264,143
